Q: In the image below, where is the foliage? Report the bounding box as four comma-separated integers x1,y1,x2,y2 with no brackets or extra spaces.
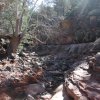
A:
1,0,100,47
53,0,66,16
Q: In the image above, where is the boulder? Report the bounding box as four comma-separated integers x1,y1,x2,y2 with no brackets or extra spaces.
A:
91,38,100,52
64,60,100,100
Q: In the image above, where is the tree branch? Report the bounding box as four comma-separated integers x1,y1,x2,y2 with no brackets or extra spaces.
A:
19,0,27,33
9,19,15,34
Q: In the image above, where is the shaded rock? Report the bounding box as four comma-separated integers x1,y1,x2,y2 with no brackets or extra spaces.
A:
91,38,100,52
95,52,100,66
25,84,45,96
87,52,100,72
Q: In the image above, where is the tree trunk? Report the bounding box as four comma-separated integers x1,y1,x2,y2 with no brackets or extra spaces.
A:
8,0,26,54
9,35,21,53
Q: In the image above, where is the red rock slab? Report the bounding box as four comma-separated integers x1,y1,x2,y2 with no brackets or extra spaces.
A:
65,61,100,100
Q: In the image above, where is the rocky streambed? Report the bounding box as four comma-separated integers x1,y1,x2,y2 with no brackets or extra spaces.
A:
0,41,99,100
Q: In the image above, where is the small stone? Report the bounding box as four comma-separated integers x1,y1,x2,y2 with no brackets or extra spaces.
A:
26,94,35,100
41,93,52,100
6,66,11,71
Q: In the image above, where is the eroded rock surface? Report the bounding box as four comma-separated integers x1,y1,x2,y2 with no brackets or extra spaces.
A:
0,40,99,99
64,56,100,100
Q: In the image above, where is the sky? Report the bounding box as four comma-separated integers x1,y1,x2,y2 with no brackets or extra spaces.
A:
35,0,43,6
28,0,43,10
34,0,54,6
29,0,54,11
